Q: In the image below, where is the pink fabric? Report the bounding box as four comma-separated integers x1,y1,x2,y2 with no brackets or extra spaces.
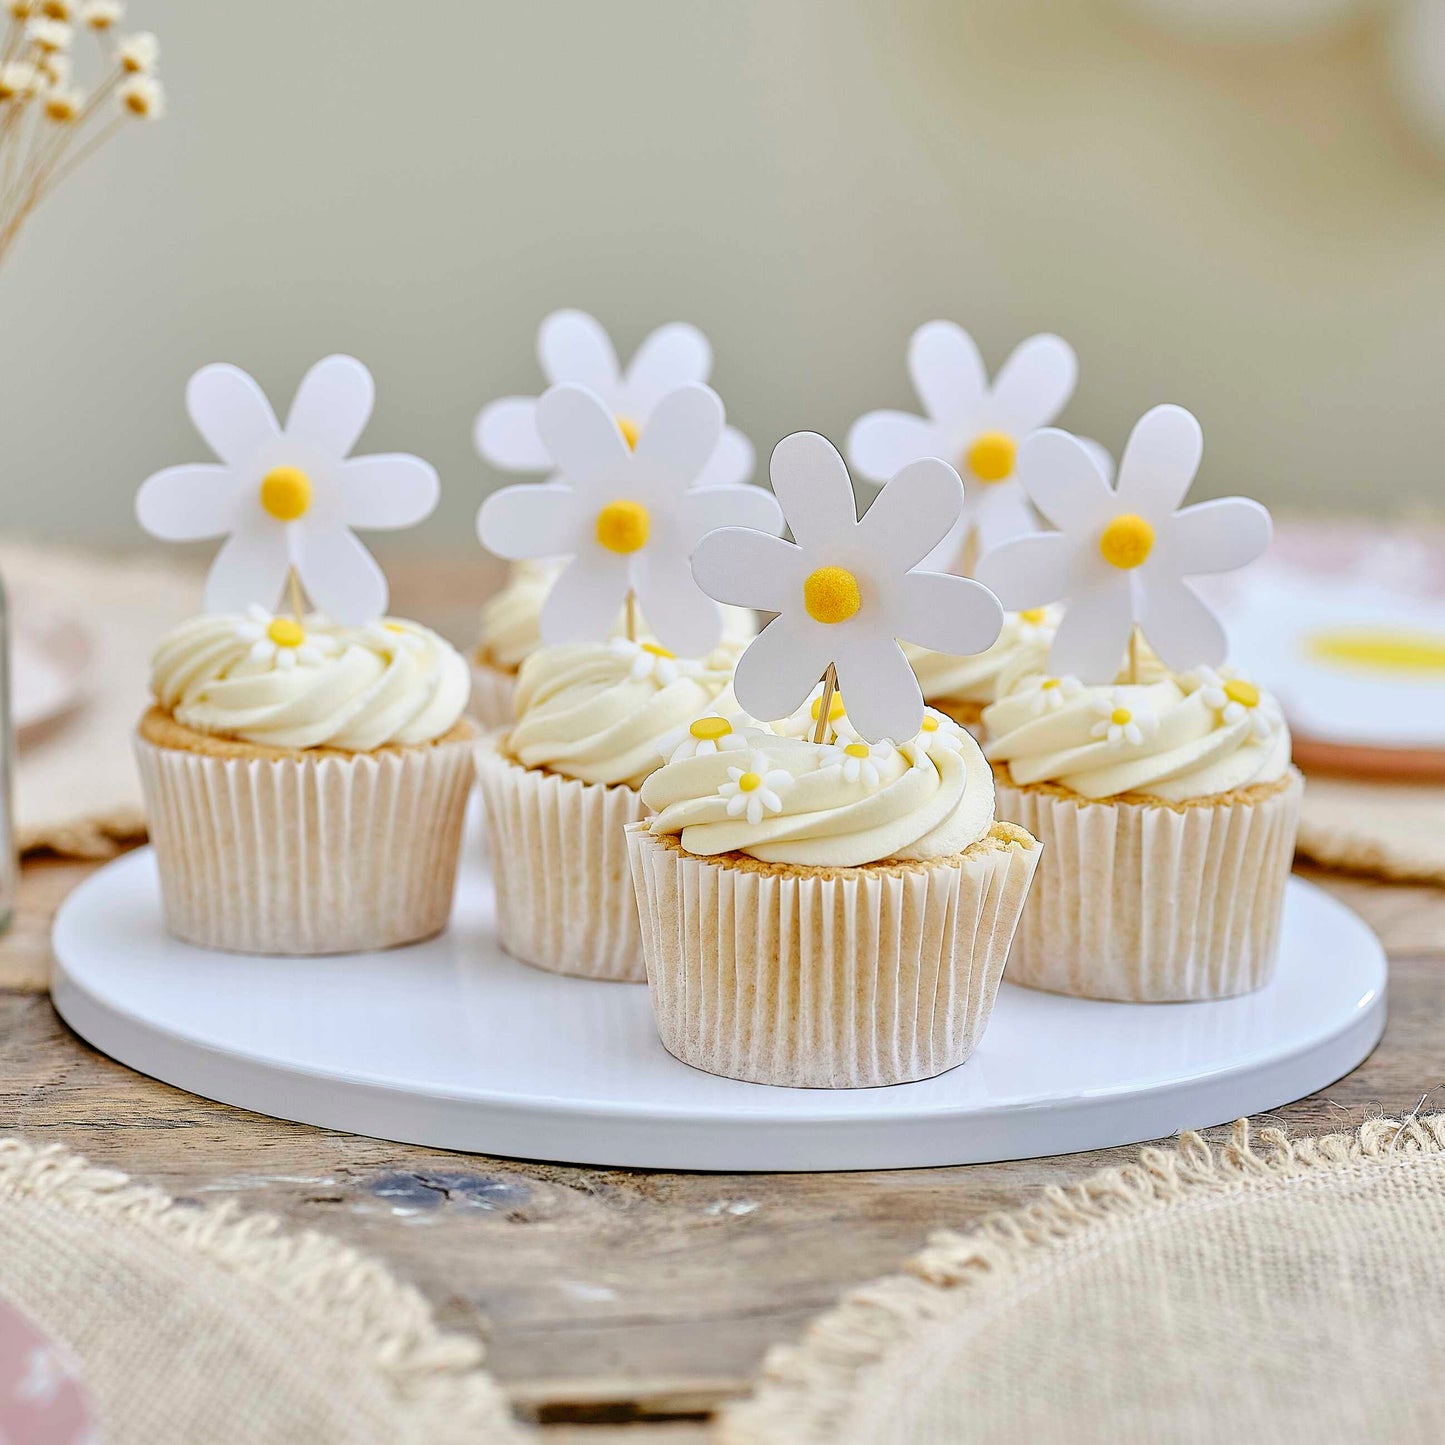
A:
0,1299,101,1444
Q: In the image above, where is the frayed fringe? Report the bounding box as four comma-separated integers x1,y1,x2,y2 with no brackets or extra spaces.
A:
719,1112,1445,1445
19,806,147,859
0,1138,528,1443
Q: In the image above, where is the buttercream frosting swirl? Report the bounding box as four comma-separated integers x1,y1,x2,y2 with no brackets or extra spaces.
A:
507,638,736,788
641,710,996,867
905,607,1059,707
151,611,471,751
983,667,1291,802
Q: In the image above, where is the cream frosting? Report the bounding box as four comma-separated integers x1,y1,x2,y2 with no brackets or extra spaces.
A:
151,611,471,751
641,710,996,867
905,607,1059,706
477,559,758,673
507,638,736,789
983,667,1291,803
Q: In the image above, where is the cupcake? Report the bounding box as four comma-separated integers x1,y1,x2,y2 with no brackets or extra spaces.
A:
983,666,1301,1001
904,605,1058,734
475,638,739,981
627,711,1040,1087
136,610,475,955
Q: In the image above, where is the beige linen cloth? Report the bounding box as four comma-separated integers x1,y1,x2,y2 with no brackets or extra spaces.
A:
0,1136,528,1445
725,1113,1445,1445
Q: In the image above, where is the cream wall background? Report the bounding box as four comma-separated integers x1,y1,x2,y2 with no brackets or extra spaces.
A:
3,0,1443,559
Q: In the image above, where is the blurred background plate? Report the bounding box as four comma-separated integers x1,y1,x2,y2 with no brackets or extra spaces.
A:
10,591,90,746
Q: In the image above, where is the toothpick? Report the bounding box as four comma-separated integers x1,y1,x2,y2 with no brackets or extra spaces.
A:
1128,624,1141,686
625,587,638,643
958,526,980,580
287,566,306,624
812,663,838,746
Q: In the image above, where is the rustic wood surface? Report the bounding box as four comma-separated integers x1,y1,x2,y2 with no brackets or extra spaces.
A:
3,557,1443,1439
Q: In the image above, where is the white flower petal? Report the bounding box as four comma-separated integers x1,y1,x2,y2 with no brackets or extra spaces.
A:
539,552,630,646
983,333,1076,436
973,479,1038,553
285,354,374,457
477,481,583,560
632,383,724,489
856,457,964,572
691,527,806,613
633,547,722,657
676,484,784,552
1114,404,1203,522
136,463,238,541
1138,574,1228,671
845,410,942,486
768,431,857,549
908,320,987,427
1046,575,1135,682
293,525,388,627
623,321,711,417
535,384,630,493
186,363,280,467
339,454,439,529
1160,497,1272,576
474,396,550,471
732,616,830,724
691,425,754,490
835,632,923,743
975,531,1076,611
1014,427,1114,534
204,525,291,615
538,309,620,396
890,572,1003,657
1078,437,1116,484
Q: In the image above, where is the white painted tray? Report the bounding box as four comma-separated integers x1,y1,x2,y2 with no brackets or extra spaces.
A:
50,819,1386,1172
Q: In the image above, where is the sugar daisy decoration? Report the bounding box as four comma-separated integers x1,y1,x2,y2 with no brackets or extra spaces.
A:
478,382,783,657
475,309,754,490
136,356,440,625
846,321,1086,570
691,431,1004,743
976,404,1271,683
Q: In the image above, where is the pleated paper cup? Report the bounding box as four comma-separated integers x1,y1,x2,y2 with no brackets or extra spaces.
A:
134,728,476,956
995,767,1304,1002
474,739,647,982
468,658,517,732
626,824,1042,1088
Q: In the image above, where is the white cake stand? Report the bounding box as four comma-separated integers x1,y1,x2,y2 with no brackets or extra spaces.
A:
50,816,1386,1172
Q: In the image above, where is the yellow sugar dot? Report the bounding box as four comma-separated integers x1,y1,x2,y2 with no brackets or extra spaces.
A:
738,771,762,792
616,415,641,450
803,566,862,624
690,716,731,741
640,641,675,659
921,715,939,732
811,692,846,722
259,466,312,522
267,617,305,648
1041,677,1061,690
384,623,405,633
1099,513,1154,570
1223,678,1259,708
1111,707,1132,726
844,742,871,759
965,431,1017,483
595,499,650,554
1020,608,1046,625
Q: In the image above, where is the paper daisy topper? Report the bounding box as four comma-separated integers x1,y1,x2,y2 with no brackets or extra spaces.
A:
691,432,1005,743
478,382,784,657
975,404,1271,682
136,356,440,626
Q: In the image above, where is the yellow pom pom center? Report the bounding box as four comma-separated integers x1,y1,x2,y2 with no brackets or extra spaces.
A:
1110,707,1132,726
1224,679,1259,709
737,771,762,793
1020,608,1047,625
921,715,939,732
965,431,1017,483
266,618,305,649
616,415,641,450
1099,513,1154,570
844,742,871,759
803,566,862,624
259,466,312,522
690,716,732,741
595,499,650,554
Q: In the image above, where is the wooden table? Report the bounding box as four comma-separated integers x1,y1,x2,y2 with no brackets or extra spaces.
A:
5,560,1444,1442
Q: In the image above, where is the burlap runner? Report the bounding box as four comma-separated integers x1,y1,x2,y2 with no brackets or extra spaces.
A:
725,1114,1445,1445
0,1137,529,1445
1295,775,1445,886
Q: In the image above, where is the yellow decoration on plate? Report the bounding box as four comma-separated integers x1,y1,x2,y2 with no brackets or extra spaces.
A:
595,499,650,554
259,466,312,522
1098,514,1154,570
1306,627,1445,677
803,566,862,624
965,431,1016,483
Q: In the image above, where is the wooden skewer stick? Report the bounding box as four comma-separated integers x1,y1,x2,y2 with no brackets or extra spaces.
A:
1128,624,1141,686
287,567,306,625
625,588,638,643
812,662,838,746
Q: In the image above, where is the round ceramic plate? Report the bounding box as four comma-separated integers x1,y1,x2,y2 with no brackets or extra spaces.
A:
50,822,1386,1172
10,593,90,742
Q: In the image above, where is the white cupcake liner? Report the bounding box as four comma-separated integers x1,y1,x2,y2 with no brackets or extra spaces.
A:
134,731,475,956
626,825,1041,1088
474,740,647,982
994,769,1304,1002
468,659,517,733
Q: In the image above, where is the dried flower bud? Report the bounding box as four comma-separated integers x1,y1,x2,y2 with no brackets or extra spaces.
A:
118,72,161,118
26,17,72,51
79,0,120,29
0,61,40,100
40,0,73,18
42,86,82,121
7,1,36,20
116,29,156,73
39,50,69,85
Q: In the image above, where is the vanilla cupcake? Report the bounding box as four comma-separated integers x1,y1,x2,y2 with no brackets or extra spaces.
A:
475,637,737,981
904,606,1059,734
136,609,476,956
983,666,1302,1002
627,711,1041,1088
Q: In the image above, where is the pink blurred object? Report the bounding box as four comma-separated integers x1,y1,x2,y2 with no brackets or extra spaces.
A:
0,1298,102,1443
